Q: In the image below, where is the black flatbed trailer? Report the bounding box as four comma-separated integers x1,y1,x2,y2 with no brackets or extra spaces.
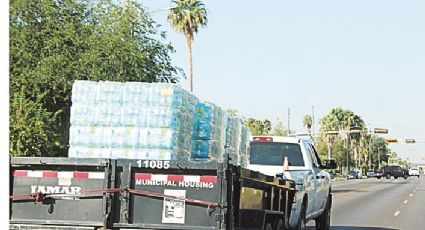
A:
10,157,296,230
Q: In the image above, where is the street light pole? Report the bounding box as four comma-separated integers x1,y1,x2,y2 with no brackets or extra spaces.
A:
287,107,290,137
312,106,315,140
345,137,349,174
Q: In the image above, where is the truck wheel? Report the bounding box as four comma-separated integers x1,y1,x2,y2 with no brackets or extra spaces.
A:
295,202,307,230
315,197,331,230
276,220,284,230
377,176,381,179
264,223,273,230
404,175,408,179
386,174,391,179
394,176,398,179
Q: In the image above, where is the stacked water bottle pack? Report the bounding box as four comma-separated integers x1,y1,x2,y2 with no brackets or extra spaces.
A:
239,126,251,167
225,115,243,165
191,102,227,162
68,80,198,160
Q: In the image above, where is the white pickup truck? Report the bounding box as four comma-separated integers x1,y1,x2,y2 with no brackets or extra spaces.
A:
248,136,337,230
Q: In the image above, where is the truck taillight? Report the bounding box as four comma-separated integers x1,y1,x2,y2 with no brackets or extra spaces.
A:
253,136,273,142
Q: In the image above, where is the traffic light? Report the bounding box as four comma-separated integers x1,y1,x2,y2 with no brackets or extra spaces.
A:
374,128,388,134
385,138,398,143
405,139,416,144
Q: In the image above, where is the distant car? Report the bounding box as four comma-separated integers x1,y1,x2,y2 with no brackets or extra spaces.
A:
347,171,361,180
409,168,420,177
375,169,384,179
381,165,408,179
366,169,375,178
402,168,410,178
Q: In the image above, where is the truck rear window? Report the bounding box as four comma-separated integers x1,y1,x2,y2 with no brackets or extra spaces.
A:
250,142,305,166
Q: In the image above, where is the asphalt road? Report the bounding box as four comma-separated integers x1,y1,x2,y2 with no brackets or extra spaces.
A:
307,175,425,230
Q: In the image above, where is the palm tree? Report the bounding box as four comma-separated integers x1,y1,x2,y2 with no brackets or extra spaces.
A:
168,0,207,92
303,115,313,134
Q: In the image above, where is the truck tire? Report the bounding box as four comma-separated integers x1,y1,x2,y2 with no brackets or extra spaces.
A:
386,174,391,179
404,174,408,179
315,197,331,230
377,176,381,179
295,202,307,230
264,223,273,230
276,220,284,230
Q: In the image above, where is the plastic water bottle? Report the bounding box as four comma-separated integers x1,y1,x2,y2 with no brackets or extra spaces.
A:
139,128,149,148
122,127,140,148
72,81,97,104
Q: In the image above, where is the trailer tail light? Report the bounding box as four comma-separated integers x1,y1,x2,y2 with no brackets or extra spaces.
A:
252,136,273,142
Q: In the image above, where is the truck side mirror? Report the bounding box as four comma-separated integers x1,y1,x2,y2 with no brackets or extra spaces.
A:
322,159,337,169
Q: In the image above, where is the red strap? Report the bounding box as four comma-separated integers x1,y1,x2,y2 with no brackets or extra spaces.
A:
127,188,220,207
10,188,220,208
9,188,123,202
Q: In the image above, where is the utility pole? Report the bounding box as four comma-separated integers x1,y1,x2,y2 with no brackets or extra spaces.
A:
378,148,381,169
287,107,291,137
312,106,315,140
368,128,372,169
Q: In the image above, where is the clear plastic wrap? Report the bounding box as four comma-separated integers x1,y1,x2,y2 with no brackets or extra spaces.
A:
96,81,124,104
69,126,104,147
71,80,98,105
70,104,97,125
191,102,227,162
225,115,242,154
69,81,197,161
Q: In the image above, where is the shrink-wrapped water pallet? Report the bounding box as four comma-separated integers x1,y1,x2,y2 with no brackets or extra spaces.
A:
69,80,251,166
191,102,227,162
69,81,197,160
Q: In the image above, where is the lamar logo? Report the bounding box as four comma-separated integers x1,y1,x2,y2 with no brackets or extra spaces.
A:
31,185,82,195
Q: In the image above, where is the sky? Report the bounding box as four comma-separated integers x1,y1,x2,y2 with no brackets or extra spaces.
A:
142,0,425,163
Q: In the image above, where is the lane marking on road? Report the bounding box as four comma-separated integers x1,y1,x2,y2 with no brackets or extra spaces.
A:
394,211,400,216
403,200,408,204
410,194,413,197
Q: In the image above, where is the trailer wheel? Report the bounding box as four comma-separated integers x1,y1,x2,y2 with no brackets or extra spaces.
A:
276,219,284,230
295,202,307,230
264,223,273,230
315,196,331,230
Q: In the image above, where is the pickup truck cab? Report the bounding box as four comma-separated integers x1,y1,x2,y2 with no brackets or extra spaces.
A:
248,136,336,230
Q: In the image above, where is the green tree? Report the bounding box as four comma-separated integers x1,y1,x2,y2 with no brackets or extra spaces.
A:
319,108,366,158
168,0,207,92
303,114,312,134
272,117,285,136
243,118,272,135
319,108,368,172
369,136,389,168
10,0,182,157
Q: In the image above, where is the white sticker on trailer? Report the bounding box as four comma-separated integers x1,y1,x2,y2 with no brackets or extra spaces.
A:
162,189,186,224
58,178,72,186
